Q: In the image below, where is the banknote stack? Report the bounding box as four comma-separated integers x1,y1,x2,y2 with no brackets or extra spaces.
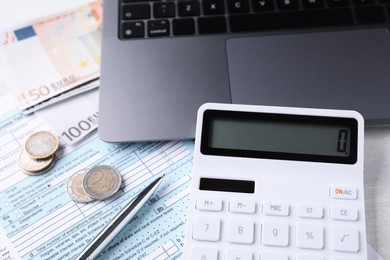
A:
67,165,122,203
0,0,102,113
18,131,59,175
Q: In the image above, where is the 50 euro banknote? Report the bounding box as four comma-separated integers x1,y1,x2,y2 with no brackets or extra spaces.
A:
0,0,102,113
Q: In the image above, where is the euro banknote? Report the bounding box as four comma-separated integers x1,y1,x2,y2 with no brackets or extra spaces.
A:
36,88,99,145
0,0,102,112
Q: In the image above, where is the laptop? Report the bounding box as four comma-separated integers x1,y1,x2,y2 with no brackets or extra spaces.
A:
98,0,390,142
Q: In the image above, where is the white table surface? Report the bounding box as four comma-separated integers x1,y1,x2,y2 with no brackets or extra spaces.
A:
0,1,389,259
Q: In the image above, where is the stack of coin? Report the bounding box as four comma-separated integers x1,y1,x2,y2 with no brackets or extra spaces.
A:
18,131,59,175
67,165,122,203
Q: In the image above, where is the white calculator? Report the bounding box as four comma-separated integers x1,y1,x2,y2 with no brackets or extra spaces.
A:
183,103,367,260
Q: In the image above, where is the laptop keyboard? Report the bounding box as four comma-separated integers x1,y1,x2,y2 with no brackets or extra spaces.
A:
118,0,390,39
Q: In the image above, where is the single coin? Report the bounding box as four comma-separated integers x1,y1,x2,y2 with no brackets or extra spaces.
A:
25,131,59,159
18,149,55,175
67,169,95,203
83,165,122,200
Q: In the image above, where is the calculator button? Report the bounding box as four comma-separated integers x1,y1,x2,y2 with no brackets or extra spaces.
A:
296,204,323,219
330,186,357,200
296,223,324,250
227,219,255,244
196,198,223,211
331,226,359,252
263,202,289,216
193,216,221,242
191,246,219,260
295,255,324,260
261,221,289,247
261,252,289,260
229,199,256,214
330,206,358,221
224,249,253,260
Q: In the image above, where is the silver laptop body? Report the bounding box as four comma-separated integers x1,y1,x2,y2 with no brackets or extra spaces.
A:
99,0,390,142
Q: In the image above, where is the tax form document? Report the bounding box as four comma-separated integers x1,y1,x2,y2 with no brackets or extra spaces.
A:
0,110,193,260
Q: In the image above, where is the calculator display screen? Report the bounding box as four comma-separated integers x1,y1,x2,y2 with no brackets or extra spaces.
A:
199,178,255,193
201,110,358,164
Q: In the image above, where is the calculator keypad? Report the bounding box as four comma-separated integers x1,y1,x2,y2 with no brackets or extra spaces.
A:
331,226,359,252
225,250,253,260
296,204,323,219
191,193,362,259
263,201,289,216
296,223,324,250
261,221,289,247
261,252,288,260
191,247,218,260
229,199,256,214
196,197,223,212
192,216,221,241
227,219,255,244
296,255,324,260
330,206,358,221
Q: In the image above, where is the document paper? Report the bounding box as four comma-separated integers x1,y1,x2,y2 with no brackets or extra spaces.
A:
0,110,193,260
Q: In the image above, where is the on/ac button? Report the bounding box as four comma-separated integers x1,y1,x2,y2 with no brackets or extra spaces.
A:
330,186,357,200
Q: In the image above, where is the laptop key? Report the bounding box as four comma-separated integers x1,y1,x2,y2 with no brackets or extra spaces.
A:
227,0,250,13
203,0,226,15
277,0,300,10
121,21,145,38
154,2,176,18
252,0,275,12
122,4,151,20
355,6,386,23
178,1,201,16
198,16,227,33
229,8,354,32
327,0,349,6
353,0,375,4
302,0,324,8
148,20,170,37
173,18,196,35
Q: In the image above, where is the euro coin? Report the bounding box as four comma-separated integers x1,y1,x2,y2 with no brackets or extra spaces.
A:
67,169,95,203
83,165,122,200
18,149,55,175
25,131,59,159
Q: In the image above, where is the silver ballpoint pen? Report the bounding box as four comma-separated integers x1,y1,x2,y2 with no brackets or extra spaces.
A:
75,175,165,260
